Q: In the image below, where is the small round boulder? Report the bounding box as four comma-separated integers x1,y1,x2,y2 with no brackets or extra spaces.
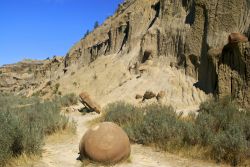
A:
79,122,131,164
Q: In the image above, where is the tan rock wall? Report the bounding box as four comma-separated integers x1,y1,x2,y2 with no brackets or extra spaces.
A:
218,42,250,107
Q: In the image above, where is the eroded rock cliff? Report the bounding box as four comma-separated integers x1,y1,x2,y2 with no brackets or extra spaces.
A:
64,0,250,91
218,41,250,107
1,0,250,107
0,60,47,93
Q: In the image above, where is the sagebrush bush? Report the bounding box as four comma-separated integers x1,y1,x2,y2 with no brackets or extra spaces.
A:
53,83,60,94
0,93,76,166
104,102,143,126
211,125,248,166
139,105,183,149
103,98,250,166
57,93,78,107
103,102,144,142
182,121,201,146
197,97,250,165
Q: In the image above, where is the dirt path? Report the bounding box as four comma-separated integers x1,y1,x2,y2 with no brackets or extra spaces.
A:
30,110,227,167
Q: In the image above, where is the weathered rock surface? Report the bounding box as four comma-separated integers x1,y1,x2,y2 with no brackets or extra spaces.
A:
0,59,47,94
156,91,166,101
218,40,250,107
63,0,250,101
1,0,250,107
79,92,101,113
79,122,131,164
135,94,143,99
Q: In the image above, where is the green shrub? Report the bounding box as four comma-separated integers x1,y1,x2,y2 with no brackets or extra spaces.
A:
0,93,76,166
182,122,201,146
197,97,250,165
0,108,44,166
104,103,184,147
103,98,250,166
139,105,183,149
212,125,248,166
103,102,144,142
58,93,78,107
104,102,143,126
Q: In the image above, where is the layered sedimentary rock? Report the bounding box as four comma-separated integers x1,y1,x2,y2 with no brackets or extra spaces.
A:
0,60,46,93
64,0,250,91
64,0,160,68
1,0,250,106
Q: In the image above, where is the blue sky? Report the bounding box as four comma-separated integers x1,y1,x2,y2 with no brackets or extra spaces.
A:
0,0,123,66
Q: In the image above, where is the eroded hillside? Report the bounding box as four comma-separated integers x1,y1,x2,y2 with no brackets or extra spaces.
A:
1,0,249,108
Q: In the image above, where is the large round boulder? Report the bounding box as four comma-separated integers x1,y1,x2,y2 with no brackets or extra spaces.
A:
79,122,131,164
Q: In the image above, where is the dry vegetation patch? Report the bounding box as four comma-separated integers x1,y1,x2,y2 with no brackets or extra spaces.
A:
102,98,250,166
0,93,77,167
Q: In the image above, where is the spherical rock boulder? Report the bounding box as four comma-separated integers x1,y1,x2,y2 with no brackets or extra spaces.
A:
228,32,248,43
79,122,131,164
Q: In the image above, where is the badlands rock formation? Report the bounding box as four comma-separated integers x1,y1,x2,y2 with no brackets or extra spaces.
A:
218,39,250,107
0,59,47,93
0,0,250,108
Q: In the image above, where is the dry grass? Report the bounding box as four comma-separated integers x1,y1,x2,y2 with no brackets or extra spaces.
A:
44,128,76,145
173,145,212,161
5,154,39,167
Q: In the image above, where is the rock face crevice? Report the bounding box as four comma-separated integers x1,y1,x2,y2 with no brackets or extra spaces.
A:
197,4,209,92
184,0,195,25
118,22,130,53
148,1,160,30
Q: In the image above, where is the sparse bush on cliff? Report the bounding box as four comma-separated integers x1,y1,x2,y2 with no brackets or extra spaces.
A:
83,30,90,39
94,21,99,29
53,83,60,94
103,98,250,166
0,93,76,166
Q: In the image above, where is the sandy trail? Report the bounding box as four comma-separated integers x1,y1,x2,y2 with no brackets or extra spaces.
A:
29,110,227,167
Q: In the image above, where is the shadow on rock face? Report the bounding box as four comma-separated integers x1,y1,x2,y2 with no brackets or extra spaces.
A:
195,33,250,107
